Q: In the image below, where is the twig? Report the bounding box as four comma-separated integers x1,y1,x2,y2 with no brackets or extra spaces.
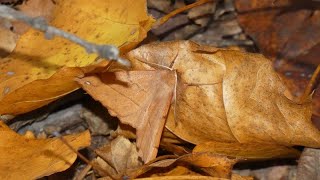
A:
52,131,117,180
0,5,130,67
300,65,320,103
153,0,213,28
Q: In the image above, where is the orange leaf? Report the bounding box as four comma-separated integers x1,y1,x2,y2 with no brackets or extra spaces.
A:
0,121,90,179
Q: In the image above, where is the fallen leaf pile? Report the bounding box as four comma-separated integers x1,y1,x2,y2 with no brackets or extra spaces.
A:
0,0,319,179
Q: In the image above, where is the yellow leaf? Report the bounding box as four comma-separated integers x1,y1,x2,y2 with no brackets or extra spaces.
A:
0,121,90,179
0,0,154,115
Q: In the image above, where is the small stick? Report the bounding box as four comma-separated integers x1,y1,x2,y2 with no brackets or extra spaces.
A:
300,65,320,103
153,0,213,28
0,5,130,67
52,132,117,180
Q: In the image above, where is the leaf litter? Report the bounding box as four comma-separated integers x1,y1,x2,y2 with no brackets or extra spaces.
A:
0,0,319,179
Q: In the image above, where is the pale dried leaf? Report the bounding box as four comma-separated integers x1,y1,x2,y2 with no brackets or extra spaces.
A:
95,136,142,176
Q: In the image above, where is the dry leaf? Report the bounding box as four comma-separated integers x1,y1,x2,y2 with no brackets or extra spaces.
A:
136,175,252,180
130,152,238,179
13,0,56,35
234,0,320,118
193,141,300,160
94,136,142,177
77,70,175,163
0,0,154,116
235,0,320,65
296,148,320,180
0,121,90,179
178,153,237,178
126,40,320,148
0,0,55,56
0,26,17,57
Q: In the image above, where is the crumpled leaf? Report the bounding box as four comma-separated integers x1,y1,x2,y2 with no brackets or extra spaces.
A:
296,147,320,180
94,136,142,178
126,40,320,148
193,141,300,160
0,0,154,116
77,70,175,163
0,121,90,179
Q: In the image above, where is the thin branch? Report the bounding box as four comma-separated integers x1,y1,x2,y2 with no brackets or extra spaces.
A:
0,5,130,67
52,131,117,180
300,65,320,103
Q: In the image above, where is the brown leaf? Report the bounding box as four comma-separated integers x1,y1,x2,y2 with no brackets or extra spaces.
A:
95,136,142,177
135,175,251,180
126,41,320,148
0,26,17,57
178,153,238,178
235,0,320,65
296,148,320,180
130,152,239,179
234,0,320,121
0,121,90,179
193,141,300,160
77,70,176,163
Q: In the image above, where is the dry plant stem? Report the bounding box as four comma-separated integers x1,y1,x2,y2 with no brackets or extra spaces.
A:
300,65,320,103
153,0,213,28
0,5,130,67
